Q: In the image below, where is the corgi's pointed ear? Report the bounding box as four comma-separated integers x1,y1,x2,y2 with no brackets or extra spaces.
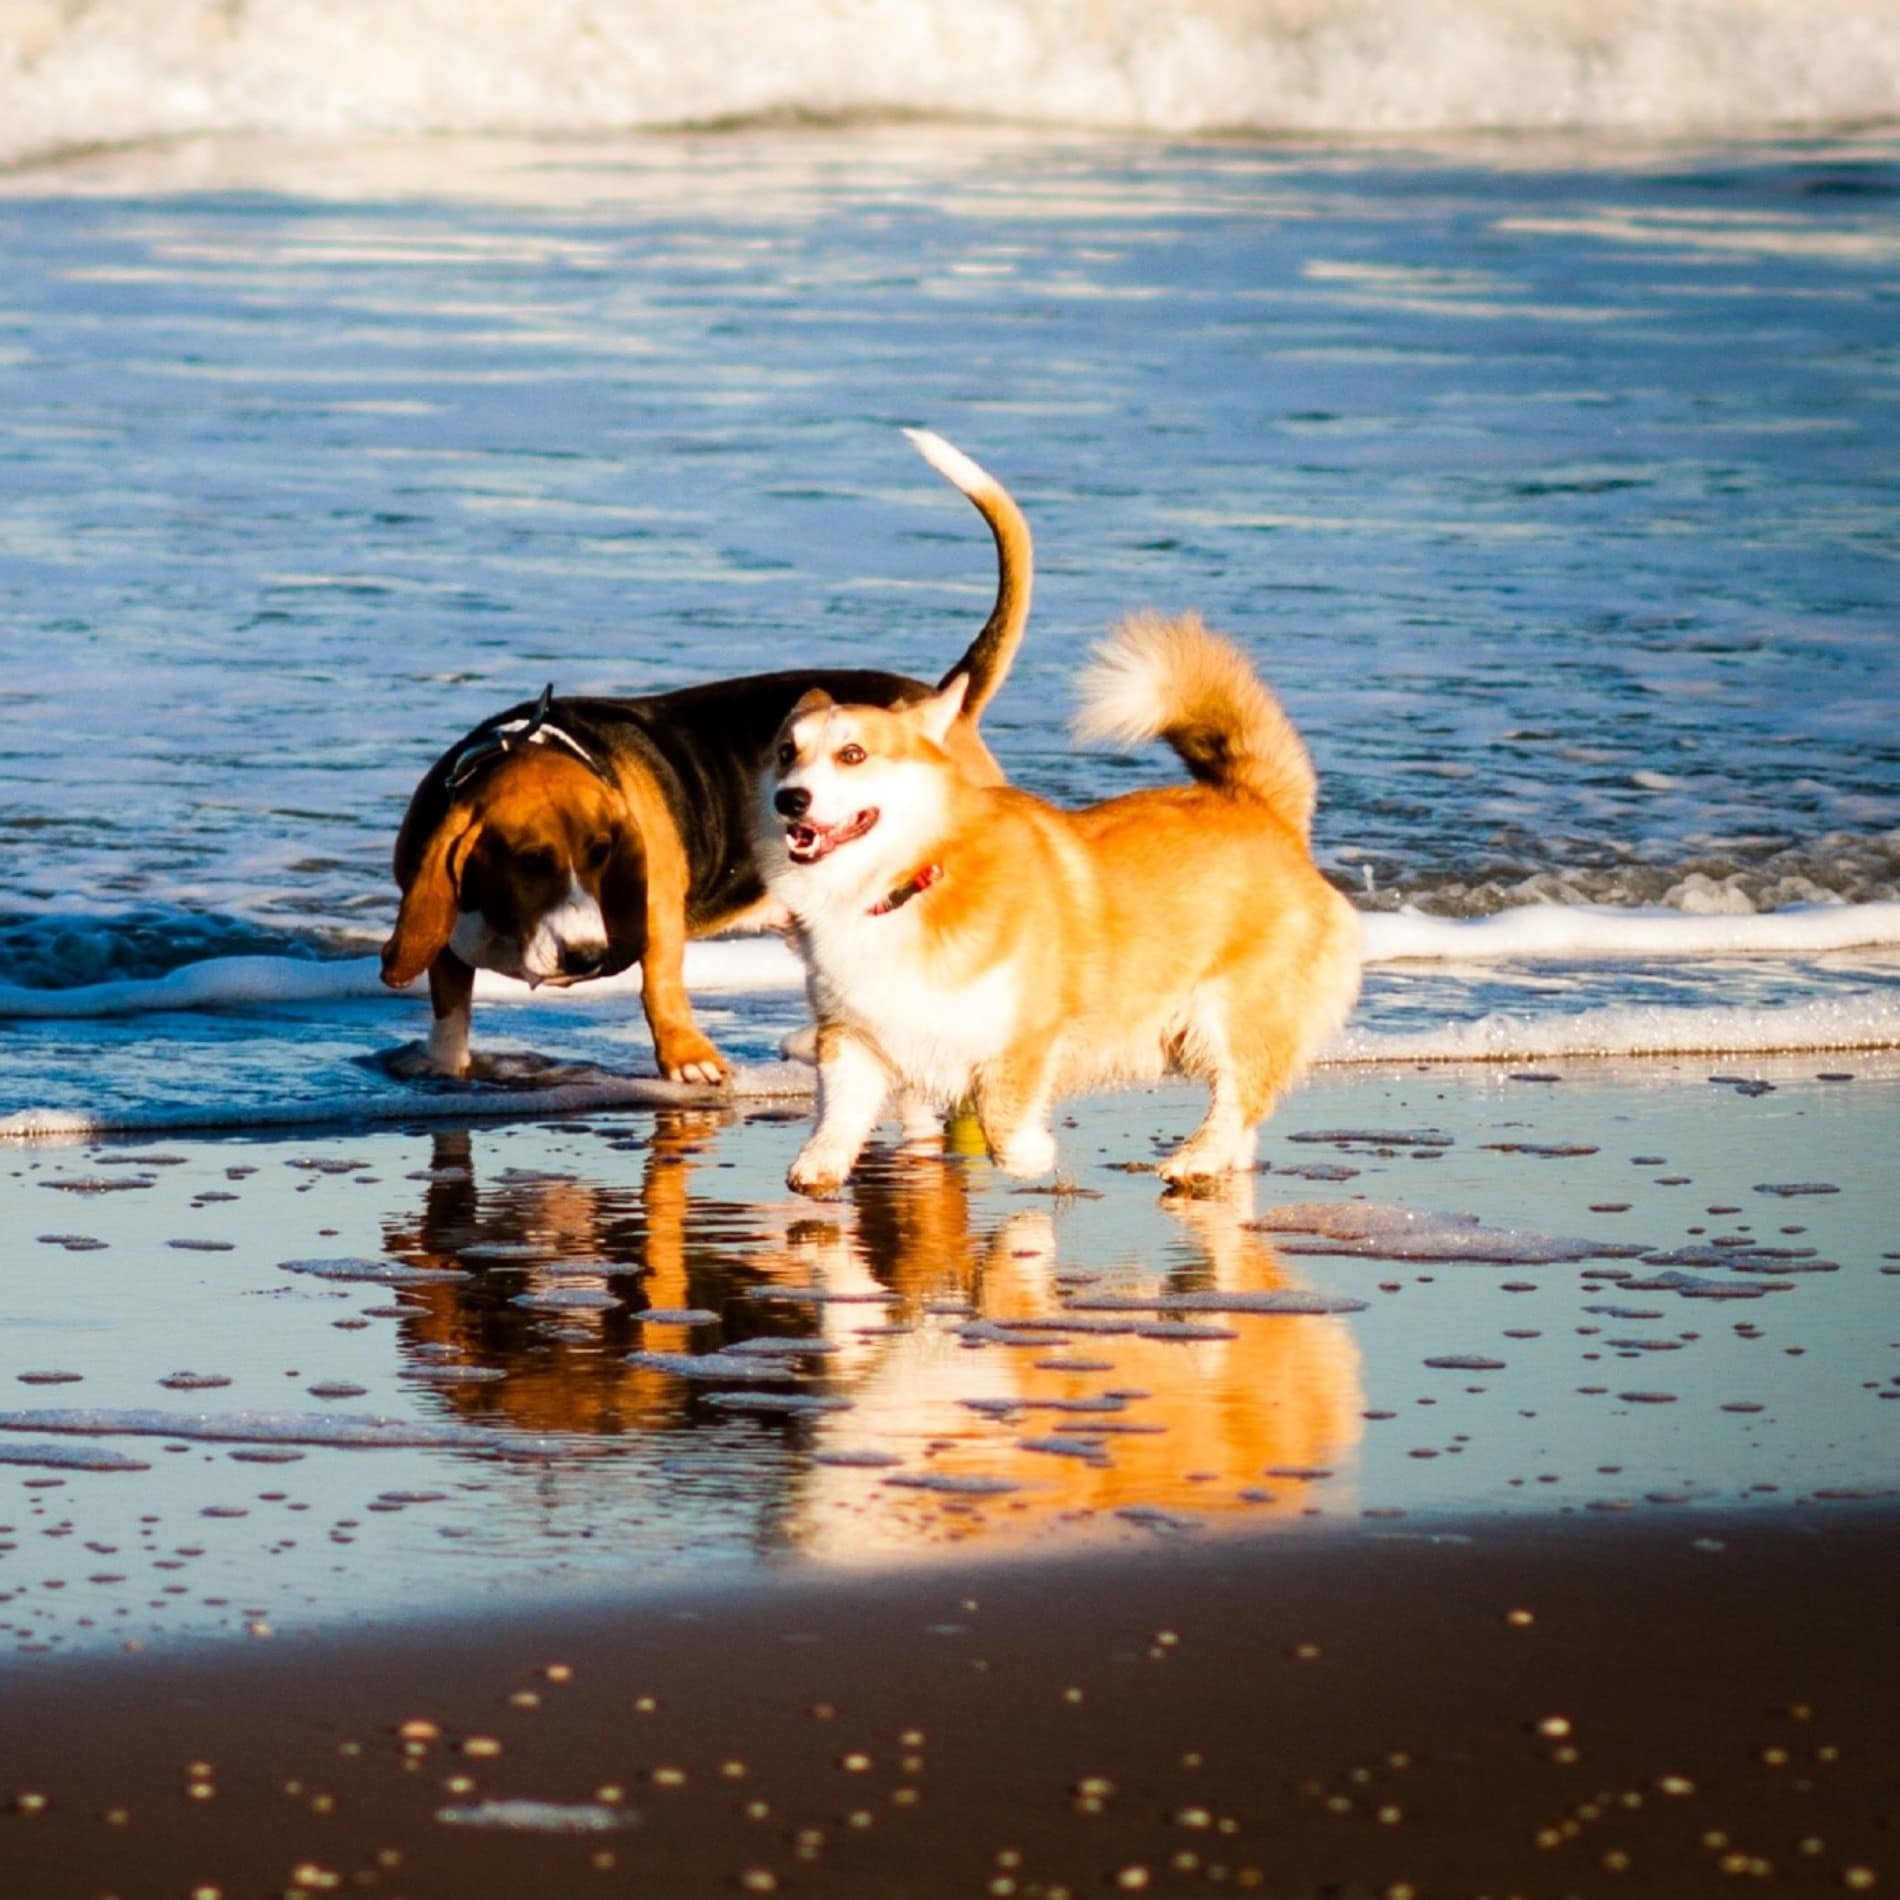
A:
788,688,833,721
912,673,969,747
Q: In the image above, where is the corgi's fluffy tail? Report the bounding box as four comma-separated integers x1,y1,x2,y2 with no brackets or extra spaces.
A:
1074,611,1318,840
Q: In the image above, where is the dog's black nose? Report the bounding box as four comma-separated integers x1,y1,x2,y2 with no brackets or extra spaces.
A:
561,943,607,978
774,786,811,818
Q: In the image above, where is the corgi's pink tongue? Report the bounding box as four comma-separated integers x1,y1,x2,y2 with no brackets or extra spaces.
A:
786,808,879,864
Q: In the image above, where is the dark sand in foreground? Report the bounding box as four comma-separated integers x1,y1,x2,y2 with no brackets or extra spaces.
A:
4,1508,1894,1899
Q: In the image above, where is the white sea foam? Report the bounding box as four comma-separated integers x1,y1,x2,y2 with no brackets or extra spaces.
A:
4,904,1896,1023
4,0,1897,167
1335,991,1900,1063
1360,900,1900,964
0,904,1895,1142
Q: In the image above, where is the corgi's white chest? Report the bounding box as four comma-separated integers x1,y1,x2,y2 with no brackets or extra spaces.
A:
802,911,1017,1099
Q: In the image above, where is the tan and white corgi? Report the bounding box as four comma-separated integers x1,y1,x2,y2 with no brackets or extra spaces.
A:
754,612,1361,1196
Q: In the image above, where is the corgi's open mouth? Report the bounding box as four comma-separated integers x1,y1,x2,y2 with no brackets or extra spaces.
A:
785,808,880,865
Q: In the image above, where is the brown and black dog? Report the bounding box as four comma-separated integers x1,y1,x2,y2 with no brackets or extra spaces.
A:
381,432,1031,1084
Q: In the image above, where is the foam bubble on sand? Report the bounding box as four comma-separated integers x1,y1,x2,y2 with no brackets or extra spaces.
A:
882,1472,1020,1496
511,1287,622,1311
699,1392,853,1414
435,1799,635,1834
1618,1269,1791,1299
1019,1435,1112,1461
280,1257,473,1285
744,1285,901,1306
0,1407,506,1450
1062,1289,1369,1316
623,1350,798,1384
1254,1202,1643,1265
724,1337,841,1357
0,1441,150,1471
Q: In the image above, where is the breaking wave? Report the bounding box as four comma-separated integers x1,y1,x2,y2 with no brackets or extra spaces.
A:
6,0,1900,169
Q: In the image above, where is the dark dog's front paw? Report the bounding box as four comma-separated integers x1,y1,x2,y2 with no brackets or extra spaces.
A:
379,1041,471,1083
656,1030,729,1088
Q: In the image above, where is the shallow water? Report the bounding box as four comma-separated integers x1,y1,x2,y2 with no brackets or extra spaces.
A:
2,1056,1894,1656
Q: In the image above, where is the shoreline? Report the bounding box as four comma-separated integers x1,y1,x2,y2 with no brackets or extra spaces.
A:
4,1507,1895,1897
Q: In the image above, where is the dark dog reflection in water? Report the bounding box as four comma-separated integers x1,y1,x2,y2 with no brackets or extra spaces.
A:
378,1121,1363,1542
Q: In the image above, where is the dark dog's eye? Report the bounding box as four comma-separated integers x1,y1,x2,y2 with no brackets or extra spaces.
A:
836,743,866,767
584,836,612,872
776,740,797,768
517,845,557,878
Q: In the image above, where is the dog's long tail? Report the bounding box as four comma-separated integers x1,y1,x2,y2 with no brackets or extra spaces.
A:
906,429,1032,720
1074,611,1319,842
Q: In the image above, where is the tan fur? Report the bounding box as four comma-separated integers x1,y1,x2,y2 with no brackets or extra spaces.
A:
763,614,1361,1193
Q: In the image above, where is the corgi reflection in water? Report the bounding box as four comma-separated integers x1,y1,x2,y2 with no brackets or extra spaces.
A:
379,1124,1362,1550
781,1172,1366,1559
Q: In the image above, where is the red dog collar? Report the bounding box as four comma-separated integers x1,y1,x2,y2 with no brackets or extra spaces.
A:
870,862,943,916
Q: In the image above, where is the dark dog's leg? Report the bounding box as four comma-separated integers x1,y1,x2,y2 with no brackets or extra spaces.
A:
424,950,476,1076
639,861,727,1087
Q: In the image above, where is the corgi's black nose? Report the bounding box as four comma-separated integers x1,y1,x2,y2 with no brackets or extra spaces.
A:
561,943,606,978
775,786,811,818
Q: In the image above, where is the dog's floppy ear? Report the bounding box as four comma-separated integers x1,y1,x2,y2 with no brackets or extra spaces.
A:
382,807,481,987
597,814,650,963
909,672,969,748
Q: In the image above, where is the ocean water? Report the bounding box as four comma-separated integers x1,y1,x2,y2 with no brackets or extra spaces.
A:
2,116,1898,1130
0,22,1897,1655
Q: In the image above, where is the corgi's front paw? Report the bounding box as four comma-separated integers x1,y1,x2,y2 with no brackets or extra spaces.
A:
788,1140,857,1198
993,1126,1057,1179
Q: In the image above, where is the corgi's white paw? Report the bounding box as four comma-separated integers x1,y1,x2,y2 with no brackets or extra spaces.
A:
994,1126,1057,1179
788,1140,857,1198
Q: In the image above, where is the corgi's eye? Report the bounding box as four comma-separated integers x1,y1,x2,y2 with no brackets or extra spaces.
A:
777,741,797,768
836,743,866,767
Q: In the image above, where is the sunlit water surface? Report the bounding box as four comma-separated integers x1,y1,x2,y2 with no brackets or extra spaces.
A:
2,1057,1895,1655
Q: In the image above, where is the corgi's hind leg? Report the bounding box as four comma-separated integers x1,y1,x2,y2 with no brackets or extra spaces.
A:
1158,1073,1258,1185
1158,994,1271,1185
789,1024,891,1197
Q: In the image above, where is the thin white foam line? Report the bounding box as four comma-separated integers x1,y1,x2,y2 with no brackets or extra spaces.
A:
1360,899,1900,963
0,900,1896,1022
0,1060,817,1143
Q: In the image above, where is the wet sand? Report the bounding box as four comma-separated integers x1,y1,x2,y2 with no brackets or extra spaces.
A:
3,1507,1896,1898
